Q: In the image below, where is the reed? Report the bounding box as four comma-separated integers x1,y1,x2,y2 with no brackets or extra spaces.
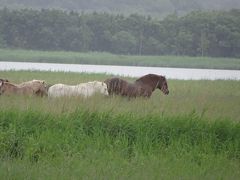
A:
0,108,239,179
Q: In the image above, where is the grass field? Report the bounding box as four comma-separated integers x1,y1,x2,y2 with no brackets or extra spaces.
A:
1,48,240,70
0,71,240,179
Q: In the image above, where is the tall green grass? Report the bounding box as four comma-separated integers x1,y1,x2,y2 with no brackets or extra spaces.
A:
1,48,240,69
0,108,240,179
0,71,240,179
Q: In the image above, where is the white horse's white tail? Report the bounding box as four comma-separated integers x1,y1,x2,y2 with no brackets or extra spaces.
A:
48,81,108,98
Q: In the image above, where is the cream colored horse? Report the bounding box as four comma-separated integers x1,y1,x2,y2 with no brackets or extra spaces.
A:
0,81,34,96
0,79,48,97
18,80,48,96
48,81,109,98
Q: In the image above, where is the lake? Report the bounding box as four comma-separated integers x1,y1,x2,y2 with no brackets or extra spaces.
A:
1,61,240,80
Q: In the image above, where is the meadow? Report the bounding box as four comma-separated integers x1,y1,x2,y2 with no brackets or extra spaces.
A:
0,71,240,179
1,48,240,70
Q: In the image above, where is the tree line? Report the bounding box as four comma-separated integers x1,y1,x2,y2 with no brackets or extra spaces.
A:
1,0,240,17
0,8,240,57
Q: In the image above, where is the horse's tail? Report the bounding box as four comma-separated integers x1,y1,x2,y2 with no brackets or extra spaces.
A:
104,78,123,95
104,79,110,87
104,78,114,95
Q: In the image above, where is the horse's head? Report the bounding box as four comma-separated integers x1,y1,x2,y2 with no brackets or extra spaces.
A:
93,81,109,96
157,76,169,95
100,82,109,96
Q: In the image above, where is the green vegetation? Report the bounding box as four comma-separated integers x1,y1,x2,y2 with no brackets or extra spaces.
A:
0,8,240,57
0,71,240,179
0,108,240,179
1,49,240,69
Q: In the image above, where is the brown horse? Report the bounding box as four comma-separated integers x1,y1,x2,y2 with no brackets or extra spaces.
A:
0,81,34,96
104,74,169,98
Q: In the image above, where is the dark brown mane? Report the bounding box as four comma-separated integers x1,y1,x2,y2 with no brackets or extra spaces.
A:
135,74,167,91
136,74,158,89
3,82,17,88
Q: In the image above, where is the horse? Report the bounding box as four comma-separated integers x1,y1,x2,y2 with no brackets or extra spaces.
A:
0,79,48,97
0,81,34,96
48,81,109,98
104,74,169,98
18,80,48,97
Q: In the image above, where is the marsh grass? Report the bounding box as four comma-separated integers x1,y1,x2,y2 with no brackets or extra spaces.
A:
0,71,240,179
0,108,240,179
1,70,240,120
1,48,240,69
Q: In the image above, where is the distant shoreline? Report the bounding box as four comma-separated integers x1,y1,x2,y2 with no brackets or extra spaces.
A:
1,49,240,70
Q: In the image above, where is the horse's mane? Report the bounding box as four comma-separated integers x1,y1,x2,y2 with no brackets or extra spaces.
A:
135,74,165,89
19,80,45,86
3,82,18,88
135,74,163,82
88,81,100,84
82,81,105,87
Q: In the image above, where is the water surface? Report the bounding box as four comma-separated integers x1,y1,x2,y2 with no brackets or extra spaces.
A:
1,61,240,80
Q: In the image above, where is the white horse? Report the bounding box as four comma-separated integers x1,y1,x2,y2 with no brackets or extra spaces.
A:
48,81,109,98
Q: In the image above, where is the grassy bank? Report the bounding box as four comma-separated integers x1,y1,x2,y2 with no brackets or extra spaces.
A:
0,71,240,179
1,48,240,69
0,108,240,179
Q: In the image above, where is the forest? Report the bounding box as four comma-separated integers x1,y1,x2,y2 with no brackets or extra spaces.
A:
0,8,240,57
1,0,240,17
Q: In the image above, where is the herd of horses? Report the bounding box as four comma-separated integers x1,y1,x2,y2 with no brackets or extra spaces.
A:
0,74,169,99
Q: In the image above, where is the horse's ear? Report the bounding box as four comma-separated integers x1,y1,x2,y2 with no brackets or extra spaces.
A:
0,81,3,86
